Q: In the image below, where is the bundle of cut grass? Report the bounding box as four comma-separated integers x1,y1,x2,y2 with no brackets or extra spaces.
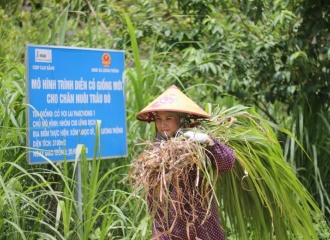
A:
130,105,326,239
129,136,215,221
204,104,324,239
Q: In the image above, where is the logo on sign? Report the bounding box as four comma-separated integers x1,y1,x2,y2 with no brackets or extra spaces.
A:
35,49,52,63
102,53,111,67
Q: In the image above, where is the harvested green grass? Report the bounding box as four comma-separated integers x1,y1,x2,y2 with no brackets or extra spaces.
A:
206,105,323,239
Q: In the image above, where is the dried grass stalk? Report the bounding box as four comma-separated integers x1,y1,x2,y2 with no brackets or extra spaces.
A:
129,136,215,224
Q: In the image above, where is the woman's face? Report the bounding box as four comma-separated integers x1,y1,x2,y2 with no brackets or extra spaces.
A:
155,111,180,137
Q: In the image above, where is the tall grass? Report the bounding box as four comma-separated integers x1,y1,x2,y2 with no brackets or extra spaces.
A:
0,146,150,239
283,94,330,218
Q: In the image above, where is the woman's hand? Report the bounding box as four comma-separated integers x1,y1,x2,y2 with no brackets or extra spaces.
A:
183,131,215,146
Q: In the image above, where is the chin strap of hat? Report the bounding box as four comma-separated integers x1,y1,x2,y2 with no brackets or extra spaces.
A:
147,112,153,123
189,115,200,127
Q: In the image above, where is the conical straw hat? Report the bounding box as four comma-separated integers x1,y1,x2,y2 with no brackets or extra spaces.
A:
136,85,210,122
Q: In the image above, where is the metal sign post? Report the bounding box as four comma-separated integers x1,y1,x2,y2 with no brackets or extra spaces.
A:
76,161,83,238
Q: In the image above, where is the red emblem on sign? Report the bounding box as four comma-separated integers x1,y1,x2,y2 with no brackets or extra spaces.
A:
102,53,111,67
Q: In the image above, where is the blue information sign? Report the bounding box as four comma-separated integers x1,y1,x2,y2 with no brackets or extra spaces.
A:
26,45,127,164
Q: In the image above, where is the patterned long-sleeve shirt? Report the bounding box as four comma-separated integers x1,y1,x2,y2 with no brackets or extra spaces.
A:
150,138,236,240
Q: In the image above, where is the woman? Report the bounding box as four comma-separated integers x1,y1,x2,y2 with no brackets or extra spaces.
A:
136,85,235,240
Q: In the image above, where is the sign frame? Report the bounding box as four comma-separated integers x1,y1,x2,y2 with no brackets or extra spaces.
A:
25,44,127,164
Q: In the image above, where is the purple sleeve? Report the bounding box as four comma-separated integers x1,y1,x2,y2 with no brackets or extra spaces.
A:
206,138,235,174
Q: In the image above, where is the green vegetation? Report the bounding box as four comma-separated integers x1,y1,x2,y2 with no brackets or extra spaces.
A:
0,0,329,239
